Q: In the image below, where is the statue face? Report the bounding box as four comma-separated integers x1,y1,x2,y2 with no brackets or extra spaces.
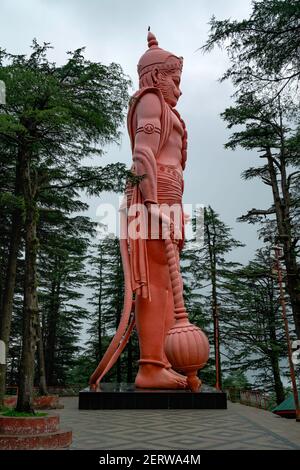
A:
153,68,182,108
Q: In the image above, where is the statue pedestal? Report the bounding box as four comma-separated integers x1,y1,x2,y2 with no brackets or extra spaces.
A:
78,383,227,410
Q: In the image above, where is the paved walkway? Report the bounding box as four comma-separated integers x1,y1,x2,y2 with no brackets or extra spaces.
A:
58,397,300,450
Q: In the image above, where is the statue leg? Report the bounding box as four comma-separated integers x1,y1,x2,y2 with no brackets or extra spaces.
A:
135,239,187,389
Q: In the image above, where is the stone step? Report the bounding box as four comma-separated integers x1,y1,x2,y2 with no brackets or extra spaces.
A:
0,414,60,435
0,429,72,450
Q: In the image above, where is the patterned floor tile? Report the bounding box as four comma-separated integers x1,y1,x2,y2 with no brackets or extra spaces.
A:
57,398,300,450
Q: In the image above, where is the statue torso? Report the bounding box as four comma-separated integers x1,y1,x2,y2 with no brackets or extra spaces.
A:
131,93,185,174
157,108,184,174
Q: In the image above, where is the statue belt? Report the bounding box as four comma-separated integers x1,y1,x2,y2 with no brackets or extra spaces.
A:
156,163,183,205
125,163,183,207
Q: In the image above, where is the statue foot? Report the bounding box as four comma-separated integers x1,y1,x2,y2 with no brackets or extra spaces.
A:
162,358,187,381
135,363,187,389
166,366,187,381
166,367,202,389
163,360,201,386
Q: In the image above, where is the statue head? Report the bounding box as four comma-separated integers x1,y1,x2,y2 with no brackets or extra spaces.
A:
138,31,183,108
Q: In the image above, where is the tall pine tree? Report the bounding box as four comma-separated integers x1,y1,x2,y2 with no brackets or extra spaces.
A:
0,41,130,410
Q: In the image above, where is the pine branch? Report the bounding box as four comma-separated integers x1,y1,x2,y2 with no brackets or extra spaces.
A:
238,207,276,223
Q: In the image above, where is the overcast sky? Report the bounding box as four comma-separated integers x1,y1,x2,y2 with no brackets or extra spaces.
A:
1,0,271,264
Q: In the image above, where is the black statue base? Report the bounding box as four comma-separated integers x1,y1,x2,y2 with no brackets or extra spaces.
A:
79,383,227,410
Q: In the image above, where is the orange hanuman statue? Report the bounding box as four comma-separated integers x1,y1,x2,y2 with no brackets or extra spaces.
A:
90,31,209,391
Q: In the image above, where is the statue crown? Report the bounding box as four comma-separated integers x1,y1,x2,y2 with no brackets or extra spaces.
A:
137,30,183,79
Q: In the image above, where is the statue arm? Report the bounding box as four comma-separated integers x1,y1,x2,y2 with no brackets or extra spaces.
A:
133,92,162,205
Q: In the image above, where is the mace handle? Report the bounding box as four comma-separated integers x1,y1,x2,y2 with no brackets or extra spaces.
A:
163,225,188,322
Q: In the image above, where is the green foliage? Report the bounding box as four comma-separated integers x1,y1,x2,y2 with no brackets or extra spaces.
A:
38,213,95,385
221,247,287,402
86,237,124,362
84,235,139,383
181,206,244,387
223,370,251,389
0,39,131,403
0,194,24,211
203,0,300,347
202,0,300,101
66,355,96,386
0,40,131,214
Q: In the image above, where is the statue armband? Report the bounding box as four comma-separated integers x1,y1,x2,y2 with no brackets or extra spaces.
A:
136,123,161,136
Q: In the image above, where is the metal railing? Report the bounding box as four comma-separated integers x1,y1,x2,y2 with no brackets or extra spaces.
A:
6,384,84,397
226,388,273,410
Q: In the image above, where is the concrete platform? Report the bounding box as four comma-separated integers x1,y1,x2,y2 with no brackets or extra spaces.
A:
79,383,227,410
58,397,300,450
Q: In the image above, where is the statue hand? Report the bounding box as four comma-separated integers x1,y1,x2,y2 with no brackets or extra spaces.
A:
147,203,171,227
184,212,191,224
170,223,182,245
146,203,182,243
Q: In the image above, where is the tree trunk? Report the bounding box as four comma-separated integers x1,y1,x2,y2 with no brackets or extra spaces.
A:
97,257,103,361
266,148,300,339
278,121,300,340
45,276,60,386
267,277,285,405
206,215,222,389
36,315,47,396
270,352,285,404
0,153,23,407
9,354,16,386
16,159,39,412
0,213,22,407
212,302,222,389
282,248,300,339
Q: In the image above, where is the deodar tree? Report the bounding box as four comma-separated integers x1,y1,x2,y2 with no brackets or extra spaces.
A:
0,40,130,411
202,0,300,341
